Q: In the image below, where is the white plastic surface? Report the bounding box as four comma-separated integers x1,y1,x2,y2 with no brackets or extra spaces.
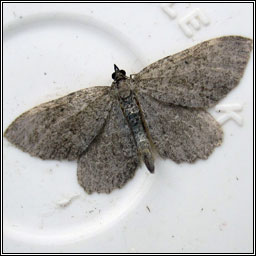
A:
3,3,253,253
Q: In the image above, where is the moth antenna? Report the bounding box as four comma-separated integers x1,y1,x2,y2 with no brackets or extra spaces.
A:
114,64,119,72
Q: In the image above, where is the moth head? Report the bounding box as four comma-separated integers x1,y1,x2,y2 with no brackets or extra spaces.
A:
112,64,126,82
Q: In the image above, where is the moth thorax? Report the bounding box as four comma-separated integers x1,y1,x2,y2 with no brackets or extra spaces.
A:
117,80,131,98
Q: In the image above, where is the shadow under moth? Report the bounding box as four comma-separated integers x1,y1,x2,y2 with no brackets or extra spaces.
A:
4,36,252,194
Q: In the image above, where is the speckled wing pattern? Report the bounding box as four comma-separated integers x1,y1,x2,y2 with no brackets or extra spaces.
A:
77,100,139,194
134,36,252,108
4,86,112,160
4,36,252,194
136,92,223,163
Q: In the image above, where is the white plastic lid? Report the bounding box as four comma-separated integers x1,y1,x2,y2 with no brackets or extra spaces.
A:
3,3,253,253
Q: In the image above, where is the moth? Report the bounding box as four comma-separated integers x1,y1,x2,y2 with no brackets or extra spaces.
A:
4,36,252,194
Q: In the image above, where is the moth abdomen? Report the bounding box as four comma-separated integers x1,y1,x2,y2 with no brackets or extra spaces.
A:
117,84,155,173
